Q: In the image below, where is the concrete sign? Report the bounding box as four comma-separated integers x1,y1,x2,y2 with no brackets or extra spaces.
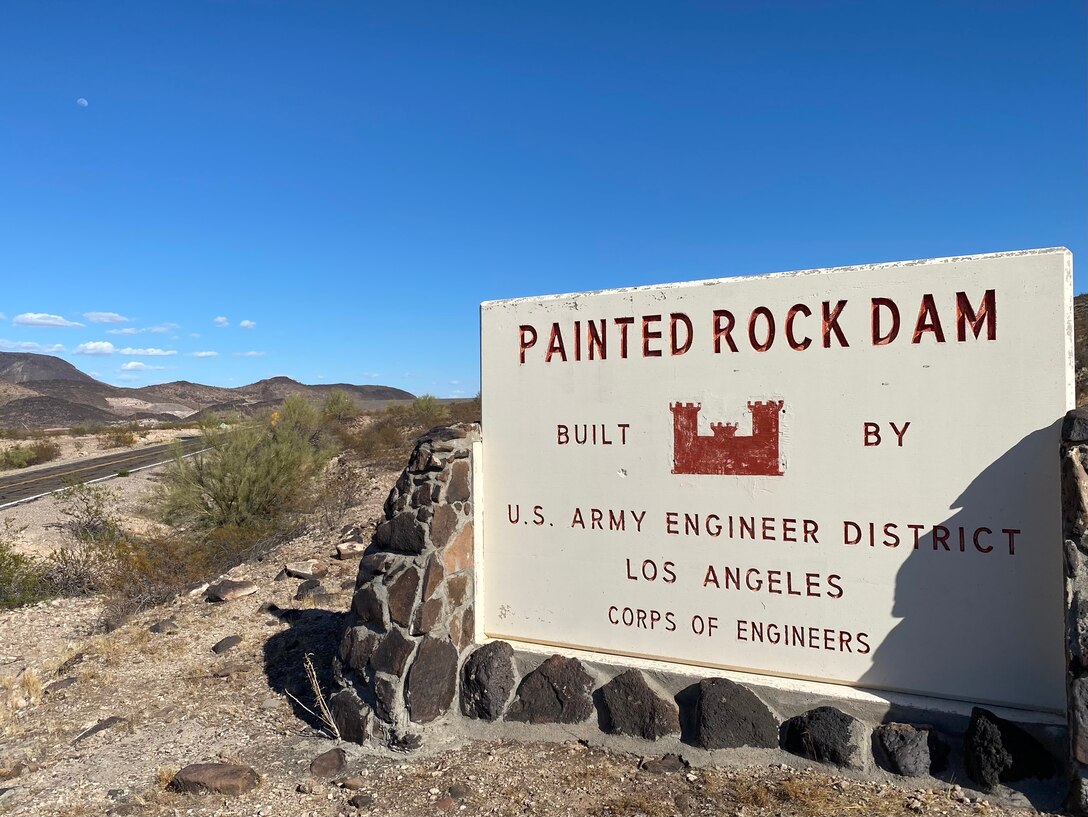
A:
479,248,1072,712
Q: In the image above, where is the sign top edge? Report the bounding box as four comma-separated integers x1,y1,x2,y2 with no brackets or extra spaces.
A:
479,246,1071,309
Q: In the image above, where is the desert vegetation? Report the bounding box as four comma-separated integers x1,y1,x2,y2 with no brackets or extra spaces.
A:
0,391,480,626
0,439,61,470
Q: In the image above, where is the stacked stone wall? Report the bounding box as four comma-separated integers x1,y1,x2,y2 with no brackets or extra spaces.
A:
1063,407,1088,814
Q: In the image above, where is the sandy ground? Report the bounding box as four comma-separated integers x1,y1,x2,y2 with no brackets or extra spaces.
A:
0,459,1064,817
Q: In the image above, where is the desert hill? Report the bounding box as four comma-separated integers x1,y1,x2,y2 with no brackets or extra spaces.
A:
0,351,97,385
0,352,415,428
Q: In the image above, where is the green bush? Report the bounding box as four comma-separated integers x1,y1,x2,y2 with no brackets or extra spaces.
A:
0,521,49,609
99,426,138,449
321,389,360,425
156,395,332,534
0,439,61,470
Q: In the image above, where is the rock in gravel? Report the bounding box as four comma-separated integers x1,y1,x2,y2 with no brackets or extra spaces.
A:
460,641,516,721
436,795,457,811
285,559,328,580
211,635,243,654
168,762,259,795
341,775,368,790
694,678,778,750
600,669,679,740
349,792,375,809
336,542,367,560
149,618,179,634
205,579,258,602
782,706,870,770
72,715,128,745
640,754,688,774
506,655,594,724
295,578,323,599
875,723,948,777
44,677,77,696
309,747,347,778
448,782,472,800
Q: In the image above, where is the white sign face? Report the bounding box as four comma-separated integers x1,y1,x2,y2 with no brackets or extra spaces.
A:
480,249,1072,712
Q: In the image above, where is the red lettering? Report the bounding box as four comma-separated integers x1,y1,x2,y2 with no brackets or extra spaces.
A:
785,304,812,351
712,310,738,353
912,294,946,343
748,307,775,351
670,313,693,355
518,325,538,363
871,297,900,345
642,315,662,357
821,300,849,348
956,289,997,341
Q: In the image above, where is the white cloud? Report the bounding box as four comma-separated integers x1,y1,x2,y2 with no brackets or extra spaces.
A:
13,313,83,328
76,98,88,108
120,361,166,371
74,341,116,355
0,340,65,354
191,351,218,358
83,312,130,324
0,313,5,320
118,347,176,356
213,316,229,327
106,327,139,335
150,323,178,334
239,319,256,330
234,351,265,357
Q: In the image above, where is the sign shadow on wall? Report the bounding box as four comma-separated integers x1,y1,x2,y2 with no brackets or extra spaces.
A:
858,420,1064,716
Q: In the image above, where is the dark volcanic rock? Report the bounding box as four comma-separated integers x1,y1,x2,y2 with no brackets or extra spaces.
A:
375,512,425,554
168,763,259,795
330,689,370,744
1065,407,1088,443
295,578,323,600
407,637,458,723
506,655,593,725
211,635,242,654
387,567,420,628
460,641,516,721
694,678,777,750
640,754,688,774
370,628,415,676
149,619,178,634
447,460,471,502
782,706,870,770
874,723,946,777
600,670,679,740
964,707,1057,791
351,587,385,627
309,747,346,778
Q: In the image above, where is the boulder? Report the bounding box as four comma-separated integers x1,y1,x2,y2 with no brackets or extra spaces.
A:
782,706,870,770
374,512,425,554
694,678,777,749
149,619,178,634
874,723,948,777
168,763,259,795
964,707,1057,791
600,670,679,741
506,655,593,725
205,579,258,602
295,579,323,600
309,747,346,778
285,559,328,580
460,641,516,721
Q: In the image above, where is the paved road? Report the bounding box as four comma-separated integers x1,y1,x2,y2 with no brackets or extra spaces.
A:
0,437,205,509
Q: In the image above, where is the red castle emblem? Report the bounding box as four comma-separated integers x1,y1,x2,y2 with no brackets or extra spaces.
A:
670,400,785,476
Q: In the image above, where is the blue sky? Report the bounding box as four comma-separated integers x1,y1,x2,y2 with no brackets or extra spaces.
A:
1,2,1084,395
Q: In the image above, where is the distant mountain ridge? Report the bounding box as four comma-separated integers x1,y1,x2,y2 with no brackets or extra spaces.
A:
0,352,415,427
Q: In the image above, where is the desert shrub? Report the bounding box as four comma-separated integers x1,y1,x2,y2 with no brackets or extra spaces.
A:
99,426,137,449
446,394,481,425
0,521,49,609
39,483,125,596
321,389,360,425
156,395,332,534
0,439,61,470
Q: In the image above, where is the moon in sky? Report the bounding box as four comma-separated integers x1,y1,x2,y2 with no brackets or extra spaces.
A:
76,98,88,107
